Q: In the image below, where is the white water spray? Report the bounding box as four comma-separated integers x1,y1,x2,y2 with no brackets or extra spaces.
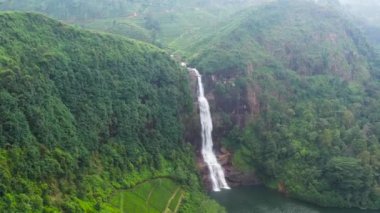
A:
190,68,230,192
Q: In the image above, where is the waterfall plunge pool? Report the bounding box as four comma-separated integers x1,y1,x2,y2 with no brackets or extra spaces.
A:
210,186,378,213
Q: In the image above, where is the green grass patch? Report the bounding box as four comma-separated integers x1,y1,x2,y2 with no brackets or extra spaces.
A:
107,178,183,213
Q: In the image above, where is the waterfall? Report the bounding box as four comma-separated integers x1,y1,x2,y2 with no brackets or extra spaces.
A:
190,68,230,192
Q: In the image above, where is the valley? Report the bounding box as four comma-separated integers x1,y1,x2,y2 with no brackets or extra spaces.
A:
1,0,380,212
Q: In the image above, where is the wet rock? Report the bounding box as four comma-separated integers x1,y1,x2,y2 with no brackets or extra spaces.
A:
218,147,260,187
220,147,228,154
278,181,288,195
225,168,259,187
217,153,230,166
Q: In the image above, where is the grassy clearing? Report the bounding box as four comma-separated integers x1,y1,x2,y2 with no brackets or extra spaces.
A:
107,178,184,213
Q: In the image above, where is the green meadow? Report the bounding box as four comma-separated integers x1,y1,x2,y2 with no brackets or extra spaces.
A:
106,178,184,213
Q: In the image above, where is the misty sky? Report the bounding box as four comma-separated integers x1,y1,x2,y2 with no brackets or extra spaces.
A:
338,0,380,26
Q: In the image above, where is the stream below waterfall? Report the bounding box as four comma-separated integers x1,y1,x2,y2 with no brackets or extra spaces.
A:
210,186,378,213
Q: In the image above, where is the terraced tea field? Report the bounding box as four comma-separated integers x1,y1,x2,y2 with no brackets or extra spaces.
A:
106,178,184,213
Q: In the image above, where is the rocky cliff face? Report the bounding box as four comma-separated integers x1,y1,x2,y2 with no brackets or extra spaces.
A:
186,69,260,190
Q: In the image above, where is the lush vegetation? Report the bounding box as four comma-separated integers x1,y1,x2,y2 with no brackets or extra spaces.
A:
0,11,225,212
187,0,380,210
103,177,224,213
2,0,380,211
0,0,271,47
106,178,183,213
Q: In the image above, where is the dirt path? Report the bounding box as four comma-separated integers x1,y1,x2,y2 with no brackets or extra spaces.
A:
163,187,181,213
173,192,185,213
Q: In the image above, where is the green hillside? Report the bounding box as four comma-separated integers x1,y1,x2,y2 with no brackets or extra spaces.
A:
189,1,370,78
0,12,222,212
188,0,380,209
2,0,380,211
0,0,272,46
105,178,183,213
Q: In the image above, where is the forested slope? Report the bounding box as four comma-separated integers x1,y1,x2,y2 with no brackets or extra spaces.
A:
0,0,272,46
0,12,220,212
187,0,380,209
2,0,380,211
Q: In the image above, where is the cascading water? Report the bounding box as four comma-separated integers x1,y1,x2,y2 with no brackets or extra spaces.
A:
190,68,230,192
